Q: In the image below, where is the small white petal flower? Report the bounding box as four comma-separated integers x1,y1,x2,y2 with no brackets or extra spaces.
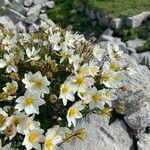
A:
0,108,8,131
67,102,84,127
23,128,45,150
22,71,50,94
44,126,63,150
15,90,45,115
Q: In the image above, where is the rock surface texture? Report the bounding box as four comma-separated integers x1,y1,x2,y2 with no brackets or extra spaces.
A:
56,114,133,150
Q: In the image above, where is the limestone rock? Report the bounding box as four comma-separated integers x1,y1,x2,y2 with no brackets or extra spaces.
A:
0,16,15,29
110,18,123,30
33,0,47,5
126,38,146,50
137,133,150,150
11,0,27,15
56,114,132,150
139,52,150,69
102,28,113,36
45,1,55,9
126,11,150,28
15,21,26,32
24,0,33,7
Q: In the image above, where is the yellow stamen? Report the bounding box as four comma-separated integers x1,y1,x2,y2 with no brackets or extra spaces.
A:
61,86,69,94
0,114,5,127
45,139,54,149
76,77,85,86
29,132,37,142
92,93,100,102
34,80,42,89
69,108,77,117
25,97,34,106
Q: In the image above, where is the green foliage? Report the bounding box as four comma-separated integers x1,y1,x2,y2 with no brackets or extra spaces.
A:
0,6,9,16
116,25,150,42
136,40,150,53
47,0,104,38
86,0,150,17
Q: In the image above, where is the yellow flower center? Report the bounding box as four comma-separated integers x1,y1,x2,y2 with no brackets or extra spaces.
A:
45,139,54,149
92,93,100,102
34,80,42,89
0,114,5,127
76,77,85,86
25,97,34,106
29,132,37,143
60,50,68,58
61,86,69,94
105,92,111,99
69,108,77,118
109,63,120,72
7,84,16,94
77,68,84,75
12,117,21,126
102,73,110,82
101,108,111,117
114,74,120,81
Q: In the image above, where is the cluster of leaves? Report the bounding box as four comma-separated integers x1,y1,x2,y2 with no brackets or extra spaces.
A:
136,40,150,53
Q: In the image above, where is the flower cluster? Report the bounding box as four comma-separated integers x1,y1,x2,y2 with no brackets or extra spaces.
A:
0,25,136,149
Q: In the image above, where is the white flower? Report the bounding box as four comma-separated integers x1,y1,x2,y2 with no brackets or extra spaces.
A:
86,87,104,109
74,63,88,76
3,81,18,100
93,44,106,61
67,102,84,127
44,126,63,150
22,71,50,94
26,47,41,61
0,108,8,131
0,140,12,150
15,90,45,115
23,128,45,150
17,115,41,135
101,89,117,106
2,36,16,52
59,81,75,106
68,54,83,70
88,61,99,77
0,53,17,73
108,43,123,60
101,70,123,88
73,75,95,92
6,112,27,140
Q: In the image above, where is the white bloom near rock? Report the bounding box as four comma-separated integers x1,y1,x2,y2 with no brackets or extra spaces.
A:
56,114,132,150
126,11,150,28
137,133,150,150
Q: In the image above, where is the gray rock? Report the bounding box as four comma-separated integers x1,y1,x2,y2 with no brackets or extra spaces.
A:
139,52,150,69
116,55,150,131
126,11,150,28
39,13,55,26
45,1,55,9
85,7,96,20
33,0,47,5
11,0,27,15
26,4,41,24
0,0,5,6
96,12,110,27
125,98,150,131
130,52,140,63
102,28,113,36
24,0,33,7
28,24,38,33
0,16,15,29
137,133,150,150
15,21,26,32
110,18,123,30
25,14,39,24
27,4,41,16
74,2,85,12
56,114,132,150
100,35,121,42
126,38,146,50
